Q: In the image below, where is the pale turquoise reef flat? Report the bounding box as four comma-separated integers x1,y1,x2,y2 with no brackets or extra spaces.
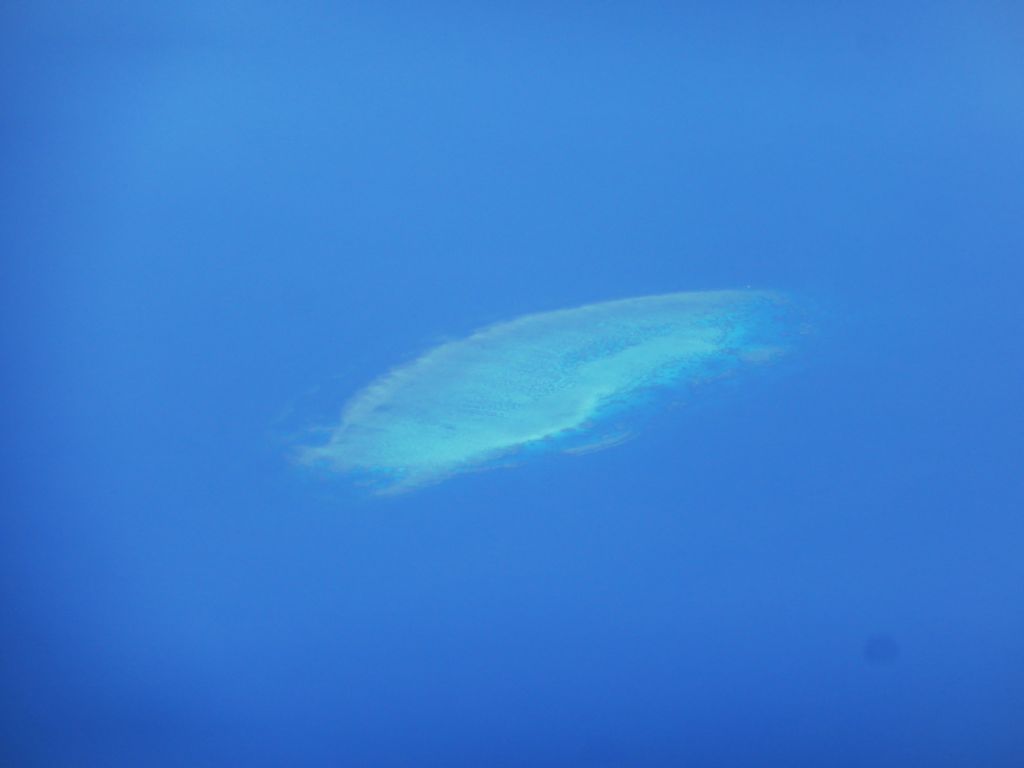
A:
299,290,796,492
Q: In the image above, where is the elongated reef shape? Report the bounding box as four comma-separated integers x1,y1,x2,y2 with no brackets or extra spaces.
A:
298,290,798,492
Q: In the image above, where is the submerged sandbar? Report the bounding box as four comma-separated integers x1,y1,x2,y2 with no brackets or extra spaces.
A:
298,290,798,492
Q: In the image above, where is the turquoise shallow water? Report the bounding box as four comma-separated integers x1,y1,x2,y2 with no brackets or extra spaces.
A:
301,290,800,492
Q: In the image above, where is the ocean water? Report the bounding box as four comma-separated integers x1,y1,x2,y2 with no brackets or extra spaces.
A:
2,3,1022,766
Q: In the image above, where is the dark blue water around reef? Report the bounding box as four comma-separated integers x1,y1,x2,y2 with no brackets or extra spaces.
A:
2,3,1022,766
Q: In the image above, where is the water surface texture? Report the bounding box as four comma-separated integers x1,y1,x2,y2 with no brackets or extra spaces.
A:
302,290,796,491
5,3,1024,766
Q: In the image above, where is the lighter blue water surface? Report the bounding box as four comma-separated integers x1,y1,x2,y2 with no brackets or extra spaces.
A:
2,3,1023,766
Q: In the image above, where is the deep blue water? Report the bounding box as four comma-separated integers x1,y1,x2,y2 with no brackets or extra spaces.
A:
2,3,1023,766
